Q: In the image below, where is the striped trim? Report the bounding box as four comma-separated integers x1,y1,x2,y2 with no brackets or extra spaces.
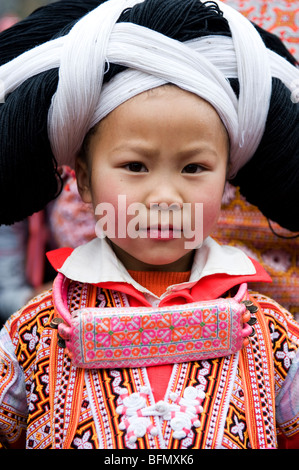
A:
239,296,276,449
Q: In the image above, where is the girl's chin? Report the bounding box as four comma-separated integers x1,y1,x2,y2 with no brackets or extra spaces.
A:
109,240,194,271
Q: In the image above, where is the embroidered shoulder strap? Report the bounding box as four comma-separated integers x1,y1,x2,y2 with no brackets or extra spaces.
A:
239,294,276,449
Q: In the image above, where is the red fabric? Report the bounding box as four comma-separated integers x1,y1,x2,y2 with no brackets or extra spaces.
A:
188,257,271,302
46,246,74,270
277,432,299,449
26,210,49,288
146,365,173,402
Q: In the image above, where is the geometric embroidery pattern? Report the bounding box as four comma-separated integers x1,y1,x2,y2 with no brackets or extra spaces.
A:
67,297,246,369
223,369,250,449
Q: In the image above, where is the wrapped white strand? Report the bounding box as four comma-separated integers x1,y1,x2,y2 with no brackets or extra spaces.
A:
48,0,143,165
190,36,299,102
267,49,299,92
213,0,272,174
186,36,238,77
0,36,63,102
92,69,167,126
107,24,238,93
91,37,239,129
190,36,299,91
94,68,237,141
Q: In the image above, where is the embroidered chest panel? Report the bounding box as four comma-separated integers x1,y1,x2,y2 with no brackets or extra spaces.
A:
13,281,297,449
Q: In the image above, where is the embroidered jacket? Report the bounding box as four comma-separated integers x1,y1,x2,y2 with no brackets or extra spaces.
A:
1,240,299,449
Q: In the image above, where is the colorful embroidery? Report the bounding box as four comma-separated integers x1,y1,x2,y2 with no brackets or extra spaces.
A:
222,368,250,449
10,291,55,449
0,401,27,448
1,281,299,448
239,299,276,449
68,299,247,368
115,386,205,443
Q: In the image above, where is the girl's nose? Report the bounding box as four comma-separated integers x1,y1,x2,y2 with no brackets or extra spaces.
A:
144,178,183,210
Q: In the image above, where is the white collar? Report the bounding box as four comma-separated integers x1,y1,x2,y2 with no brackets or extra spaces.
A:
58,236,256,299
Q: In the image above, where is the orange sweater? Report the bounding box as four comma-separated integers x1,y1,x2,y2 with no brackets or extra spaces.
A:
128,270,191,298
128,269,191,401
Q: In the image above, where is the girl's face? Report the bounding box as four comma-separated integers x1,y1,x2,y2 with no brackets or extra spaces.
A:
76,86,229,272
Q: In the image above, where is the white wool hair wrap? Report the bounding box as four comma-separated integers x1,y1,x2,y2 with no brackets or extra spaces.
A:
0,0,299,177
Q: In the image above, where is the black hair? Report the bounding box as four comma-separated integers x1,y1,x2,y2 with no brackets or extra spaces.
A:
0,0,105,225
0,0,298,232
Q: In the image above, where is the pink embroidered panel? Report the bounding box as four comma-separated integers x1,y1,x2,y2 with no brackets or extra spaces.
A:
66,298,247,368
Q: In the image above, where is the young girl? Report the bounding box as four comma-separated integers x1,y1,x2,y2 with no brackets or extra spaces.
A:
0,0,299,450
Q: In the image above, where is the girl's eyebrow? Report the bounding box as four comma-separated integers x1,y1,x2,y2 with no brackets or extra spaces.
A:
110,144,220,158
110,143,158,157
176,147,219,158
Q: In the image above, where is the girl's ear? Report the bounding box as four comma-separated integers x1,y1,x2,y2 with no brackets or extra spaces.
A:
75,157,93,204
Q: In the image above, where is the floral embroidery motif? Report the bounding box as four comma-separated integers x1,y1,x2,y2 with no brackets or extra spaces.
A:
231,415,245,441
73,430,93,449
116,386,205,443
276,342,296,369
23,325,39,351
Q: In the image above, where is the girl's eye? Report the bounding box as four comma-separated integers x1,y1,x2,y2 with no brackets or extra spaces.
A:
182,164,203,174
125,162,148,172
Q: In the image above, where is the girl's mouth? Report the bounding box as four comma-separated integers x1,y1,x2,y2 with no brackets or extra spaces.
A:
146,226,182,240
